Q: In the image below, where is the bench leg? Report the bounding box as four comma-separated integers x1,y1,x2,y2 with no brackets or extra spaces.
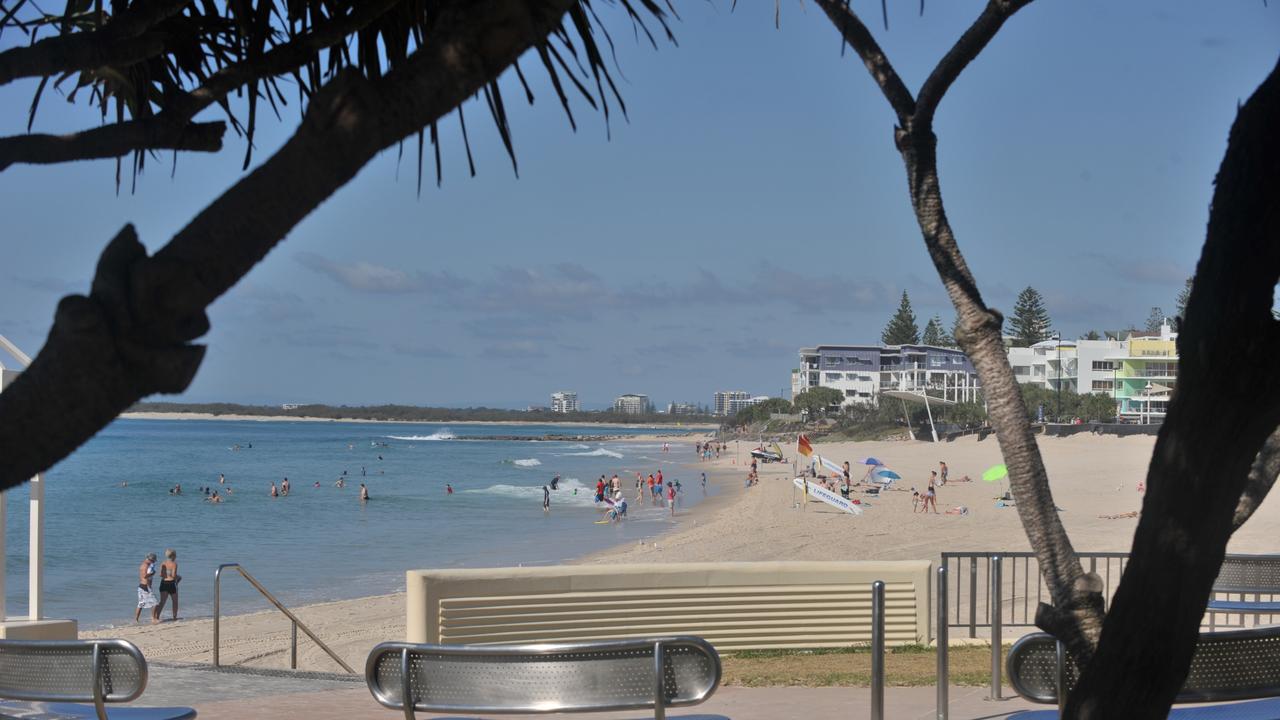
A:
654,641,665,720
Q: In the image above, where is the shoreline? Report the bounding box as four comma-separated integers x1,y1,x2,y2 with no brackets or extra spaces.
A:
120,411,718,430
82,440,738,668
92,433,1280,674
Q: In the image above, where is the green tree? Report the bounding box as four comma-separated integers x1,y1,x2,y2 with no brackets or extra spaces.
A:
1081,330,1101,340
922,314,947,346
1145,307,1166,333
1175,276,1194,320
881,291,921,345
793,387,844,417
1079,393,1118,423
732,397,793,426
1009,286,1053,347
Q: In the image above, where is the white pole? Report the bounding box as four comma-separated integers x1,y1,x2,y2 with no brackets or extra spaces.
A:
924,394,939,443
29,473,43,619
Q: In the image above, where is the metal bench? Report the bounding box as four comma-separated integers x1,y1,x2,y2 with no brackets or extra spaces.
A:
0,638,195,720
1208,554,1280,629
365,636,722,719
1006,628,1280,718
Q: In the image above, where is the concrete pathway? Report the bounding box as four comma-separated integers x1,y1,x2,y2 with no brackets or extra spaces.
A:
136,662,1042,719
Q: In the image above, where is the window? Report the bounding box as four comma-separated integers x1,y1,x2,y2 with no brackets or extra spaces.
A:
845,389,858,397
825,373,842,382
825,356,841,366
1092,380,1114,391
1013,366,1030,376
1092,360,1115,371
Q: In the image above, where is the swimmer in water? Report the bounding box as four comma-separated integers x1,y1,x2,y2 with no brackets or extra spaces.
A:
542,485,550,512
359,484,369,502
270,482,279,498
446,483,453,494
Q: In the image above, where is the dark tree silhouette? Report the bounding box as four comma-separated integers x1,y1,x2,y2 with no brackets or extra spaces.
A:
881,290,921,345
1009,286,1052,347
0,0,674,489
811,0,1279,715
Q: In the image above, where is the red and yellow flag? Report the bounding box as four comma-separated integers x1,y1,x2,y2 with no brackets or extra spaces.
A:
797,434,813,457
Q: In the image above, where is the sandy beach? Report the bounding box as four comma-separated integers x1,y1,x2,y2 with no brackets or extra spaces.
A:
86,433,1280,672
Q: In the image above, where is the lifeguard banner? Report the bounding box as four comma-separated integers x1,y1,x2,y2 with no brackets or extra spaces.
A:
793,477,863,515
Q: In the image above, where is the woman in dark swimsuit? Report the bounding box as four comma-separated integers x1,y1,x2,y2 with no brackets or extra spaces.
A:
155,548,180,621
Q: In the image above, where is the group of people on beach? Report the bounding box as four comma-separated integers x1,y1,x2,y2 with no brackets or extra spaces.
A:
135,549,180,624
695,441,723,461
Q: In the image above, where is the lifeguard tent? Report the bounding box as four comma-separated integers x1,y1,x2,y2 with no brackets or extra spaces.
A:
0,334,77,639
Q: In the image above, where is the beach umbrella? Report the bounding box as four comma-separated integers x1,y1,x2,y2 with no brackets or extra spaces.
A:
872,468,901,481
859,457,883,466
982,464,1009,483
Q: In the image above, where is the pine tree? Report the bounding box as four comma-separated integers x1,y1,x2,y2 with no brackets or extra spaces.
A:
948,314,962,347
882,291,921,345
1081,330,1101,341
922,315,946,346
1145,307,1166,333
1175,276,1193,320
1009,286,1052,347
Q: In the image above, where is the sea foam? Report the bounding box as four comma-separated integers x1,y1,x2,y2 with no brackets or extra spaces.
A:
558,447,624,459
386,429,455,441
511,458,542,467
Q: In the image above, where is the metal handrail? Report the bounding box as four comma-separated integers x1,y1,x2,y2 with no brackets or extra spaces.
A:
213,563,355,674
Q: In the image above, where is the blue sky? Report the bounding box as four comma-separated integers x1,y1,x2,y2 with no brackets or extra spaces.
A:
1,1,1276,409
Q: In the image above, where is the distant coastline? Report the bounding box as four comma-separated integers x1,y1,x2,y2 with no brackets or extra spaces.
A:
122,409,718,431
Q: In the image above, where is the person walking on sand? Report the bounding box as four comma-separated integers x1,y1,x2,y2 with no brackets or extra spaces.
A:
155,549,181,622
939,461,949,486
923,472,939,514
135,553,158,623
667,481,676,517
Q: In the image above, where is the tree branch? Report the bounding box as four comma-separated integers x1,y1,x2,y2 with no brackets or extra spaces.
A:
0,0,190,86
0,0,578,491
1232,425,1280,531
1067,56,1280,717
914,0,1032,127
0,0,401,171
814,0,1104,662
811,0,915,123
0,120,224,170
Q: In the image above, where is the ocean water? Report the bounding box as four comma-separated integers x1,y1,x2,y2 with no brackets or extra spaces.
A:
1,419,711,628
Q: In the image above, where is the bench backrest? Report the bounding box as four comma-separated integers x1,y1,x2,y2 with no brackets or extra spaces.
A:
1008,628,1280,705
366,636,720,718
406,561,933,650
1215,555,1280,593
0,639,146,718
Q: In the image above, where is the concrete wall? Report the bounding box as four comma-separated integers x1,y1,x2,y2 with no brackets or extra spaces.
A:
406,561,932,651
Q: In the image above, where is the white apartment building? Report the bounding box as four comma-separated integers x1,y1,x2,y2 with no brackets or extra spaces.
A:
713,391,750,416
613,394,650,414
793,344,982,408
1006,320,1178,422
550,391,579,413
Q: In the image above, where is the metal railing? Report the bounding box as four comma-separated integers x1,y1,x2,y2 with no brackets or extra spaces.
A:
213,563,355,674
939,552,1131,637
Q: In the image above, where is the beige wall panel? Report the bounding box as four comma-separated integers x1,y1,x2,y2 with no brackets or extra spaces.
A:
407,561,931,650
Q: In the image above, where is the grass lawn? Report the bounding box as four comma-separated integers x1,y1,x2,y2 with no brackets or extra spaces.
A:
720,645,1008,687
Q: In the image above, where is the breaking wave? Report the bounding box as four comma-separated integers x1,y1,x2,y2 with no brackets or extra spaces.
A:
386,429,455,441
